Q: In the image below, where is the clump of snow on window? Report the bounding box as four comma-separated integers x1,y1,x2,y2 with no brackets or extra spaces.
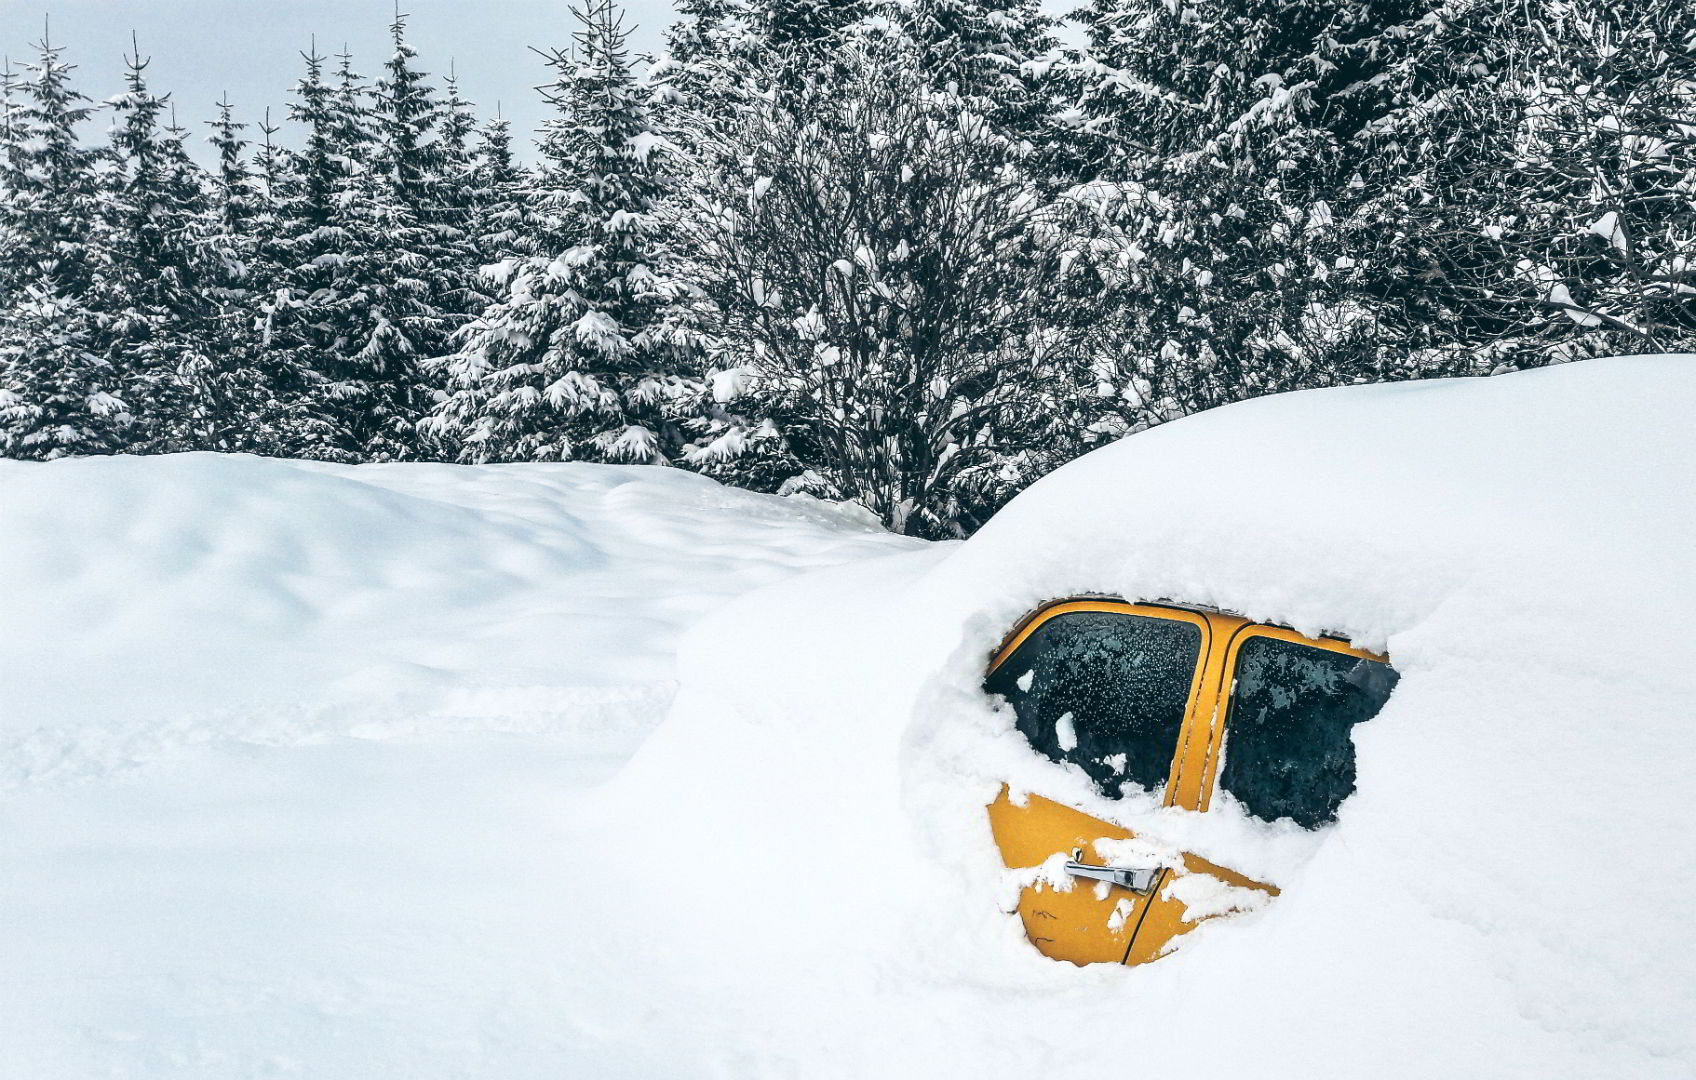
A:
1053,710,1077,752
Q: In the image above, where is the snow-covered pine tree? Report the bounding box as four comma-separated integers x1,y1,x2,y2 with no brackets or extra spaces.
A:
0,57,27,303
352,12,472,453
329,45,375,176
0,33,128,458
99,44,218,450
756,0,870,53
220,101,341,456
206,96,257,236
179,93,298,453
252,107,287,210
0,32,103,300
373,17,438,210
1053,0,1483,437
258,43,366,459
651,0,754,109
262,35,449,460
424,0,706,465
656,0,750,85
435,63,480,228
0,285,130,458
470,112,539,261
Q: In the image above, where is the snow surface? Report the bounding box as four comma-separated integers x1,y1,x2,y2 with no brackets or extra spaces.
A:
5,356,1696,1077
0,454,919,1076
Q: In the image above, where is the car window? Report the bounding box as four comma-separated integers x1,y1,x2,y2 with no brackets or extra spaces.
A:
1217,636,1398,828
985,610,1201,797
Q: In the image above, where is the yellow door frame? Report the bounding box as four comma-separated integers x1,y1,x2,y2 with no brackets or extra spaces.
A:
1193,621,1389,814
988,598,1215,808
986,597,1388,966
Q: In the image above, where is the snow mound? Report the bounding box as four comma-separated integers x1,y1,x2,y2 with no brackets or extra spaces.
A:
5,359,1694,1078
0,453,915,788
0,453,922,1079
591,355,1696,1078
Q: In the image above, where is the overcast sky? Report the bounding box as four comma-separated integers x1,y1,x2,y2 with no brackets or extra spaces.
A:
0,0,680,162
1,1,1078,164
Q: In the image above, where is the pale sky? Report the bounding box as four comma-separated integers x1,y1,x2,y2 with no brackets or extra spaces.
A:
1,1,1079,164
0,0,680,162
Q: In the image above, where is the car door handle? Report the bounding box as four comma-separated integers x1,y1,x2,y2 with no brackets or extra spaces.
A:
1064,848,1160,894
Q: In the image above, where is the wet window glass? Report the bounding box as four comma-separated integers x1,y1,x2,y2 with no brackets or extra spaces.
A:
985,611,1201,796
1218,637,1399,828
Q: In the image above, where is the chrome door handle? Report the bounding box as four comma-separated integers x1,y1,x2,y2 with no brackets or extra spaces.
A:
1064,848,1159,894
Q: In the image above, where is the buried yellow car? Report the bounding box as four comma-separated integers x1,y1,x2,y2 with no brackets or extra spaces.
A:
984,598,1397,966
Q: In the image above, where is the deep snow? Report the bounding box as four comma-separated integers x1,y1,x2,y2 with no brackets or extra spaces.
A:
588,355,1696,1077
0,455,919,1076
4,356,1695,1078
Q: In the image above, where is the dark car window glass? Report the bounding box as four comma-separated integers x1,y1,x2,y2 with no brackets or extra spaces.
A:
985,611,1201,797
1218,636,1399,828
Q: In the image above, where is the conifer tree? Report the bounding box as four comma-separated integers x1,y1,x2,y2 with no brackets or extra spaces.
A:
757,0,869,54
0,31,102,298
0,285,130,458
1361,0,1696,365
206,96,257,236
100,45,217,449
651,0,754,111
265,37,445,459
426,0,706,464
0,58,27,302
0,33,123,458
436,63,480,228
470,112,538,260
896,0,1057,135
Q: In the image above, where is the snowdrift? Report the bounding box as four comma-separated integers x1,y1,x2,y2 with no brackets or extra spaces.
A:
0,453,913,788
4,357,1693,1078
0,454,919,1078
593,355,1696,1077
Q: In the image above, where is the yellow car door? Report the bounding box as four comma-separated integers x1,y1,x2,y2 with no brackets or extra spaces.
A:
986,601,1396,967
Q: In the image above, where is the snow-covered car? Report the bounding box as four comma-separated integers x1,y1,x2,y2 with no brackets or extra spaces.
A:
591,354,1696,1077
983,596,1397,965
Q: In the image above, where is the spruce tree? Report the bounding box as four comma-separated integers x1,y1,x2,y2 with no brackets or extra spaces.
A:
0,285,129,458
266,37,445,460
0,32,102,298
896,0,1057,134
0,33,124,458
425,0,706,464
651,0,754,112
436,63,480,229
206,96,257,236
100,45,219,450
0,57,27,303
470,112,539,261
1369,0,1696,364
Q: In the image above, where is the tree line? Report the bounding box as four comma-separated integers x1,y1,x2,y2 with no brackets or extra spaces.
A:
3,0,1694,536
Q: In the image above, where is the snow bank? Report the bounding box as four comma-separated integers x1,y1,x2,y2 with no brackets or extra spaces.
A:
0,453,913,788
0,454,920,1078
5,358,1694,1078
588,355,1696,1077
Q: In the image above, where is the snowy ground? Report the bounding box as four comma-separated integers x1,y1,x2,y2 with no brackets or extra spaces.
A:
0,455,921,1077
5,357,1696,1078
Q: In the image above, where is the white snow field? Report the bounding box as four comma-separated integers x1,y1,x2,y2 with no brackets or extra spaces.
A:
5,355,1696,1078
